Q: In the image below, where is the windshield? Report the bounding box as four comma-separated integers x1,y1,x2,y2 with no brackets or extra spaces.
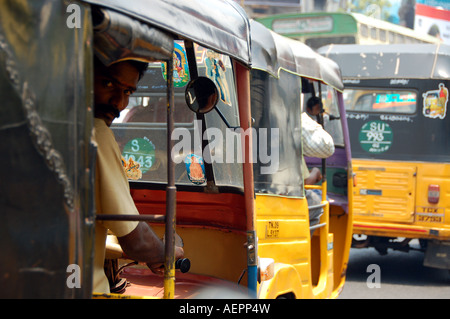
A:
343,84,450,162
251,69,303,197
111,41,243,188
320,84,344,147
344,88,417,114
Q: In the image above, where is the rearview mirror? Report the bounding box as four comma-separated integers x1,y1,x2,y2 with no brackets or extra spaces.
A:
185,77,218,114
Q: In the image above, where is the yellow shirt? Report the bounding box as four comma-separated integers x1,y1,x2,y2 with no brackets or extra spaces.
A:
93,118,139,293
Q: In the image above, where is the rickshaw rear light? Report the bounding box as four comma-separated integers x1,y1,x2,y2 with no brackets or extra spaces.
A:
428,184,440,204
259,258,274,282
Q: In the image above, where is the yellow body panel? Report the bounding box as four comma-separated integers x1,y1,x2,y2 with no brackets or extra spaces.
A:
151,225,248,283
255,193,336,299
329,203,353,298
353,159,450,240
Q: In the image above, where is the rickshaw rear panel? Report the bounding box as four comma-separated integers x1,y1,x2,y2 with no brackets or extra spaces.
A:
321,44,450,269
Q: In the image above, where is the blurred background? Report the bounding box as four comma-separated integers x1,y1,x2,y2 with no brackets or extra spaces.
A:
234,0,450,45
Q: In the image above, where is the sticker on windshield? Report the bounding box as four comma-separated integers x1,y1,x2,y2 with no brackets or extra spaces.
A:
204,50,231,105
161,41,189,87
121,156,142,180
359,120,393,154
422,83,448,119
184,154,206,185
121,137,155,178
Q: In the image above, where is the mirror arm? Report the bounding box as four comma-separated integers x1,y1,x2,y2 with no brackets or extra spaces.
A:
184,40,216,183
184,40,198,79
214,107,240,130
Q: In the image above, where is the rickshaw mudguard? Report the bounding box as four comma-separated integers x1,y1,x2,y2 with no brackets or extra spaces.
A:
257,263,303,299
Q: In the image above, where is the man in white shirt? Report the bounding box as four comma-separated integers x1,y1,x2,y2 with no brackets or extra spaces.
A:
301,109,335,235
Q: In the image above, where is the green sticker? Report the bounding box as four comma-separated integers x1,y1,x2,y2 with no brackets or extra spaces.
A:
359,120,393,154
122,137,155,173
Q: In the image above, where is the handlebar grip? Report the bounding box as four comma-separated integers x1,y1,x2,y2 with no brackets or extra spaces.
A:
175,258,191,273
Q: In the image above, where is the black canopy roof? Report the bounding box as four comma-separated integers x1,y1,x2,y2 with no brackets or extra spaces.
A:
319,43,450,80
251,20,344,91
82,0,252,65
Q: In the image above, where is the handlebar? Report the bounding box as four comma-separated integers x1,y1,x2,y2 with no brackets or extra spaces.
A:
175,258,191,273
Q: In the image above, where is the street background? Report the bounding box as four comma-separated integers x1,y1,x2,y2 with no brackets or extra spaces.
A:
234,0,450,45
339,240,450,298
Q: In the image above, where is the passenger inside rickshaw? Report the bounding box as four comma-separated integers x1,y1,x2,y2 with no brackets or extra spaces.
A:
302,83,348,210
305,96,323,119
300,96,335,234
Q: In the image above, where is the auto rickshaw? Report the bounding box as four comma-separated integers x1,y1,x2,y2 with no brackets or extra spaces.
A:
100,18,354,299
0,0,252,298
250,21,353,298
320,44,450,271
108,19,354,299
0,0,353,299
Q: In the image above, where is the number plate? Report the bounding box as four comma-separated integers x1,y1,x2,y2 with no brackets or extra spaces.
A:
415,207,445,223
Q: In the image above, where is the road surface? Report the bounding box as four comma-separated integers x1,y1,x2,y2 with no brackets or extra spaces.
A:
339,240,450,299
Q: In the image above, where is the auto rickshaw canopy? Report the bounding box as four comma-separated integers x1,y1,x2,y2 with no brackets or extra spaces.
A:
82,0,252,66
250,20,344,92
319,43,450,80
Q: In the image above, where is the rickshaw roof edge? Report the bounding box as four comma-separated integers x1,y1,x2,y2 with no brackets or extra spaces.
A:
318,43,450,80
252,66,344,93
81,0,252,65
250,20,344,92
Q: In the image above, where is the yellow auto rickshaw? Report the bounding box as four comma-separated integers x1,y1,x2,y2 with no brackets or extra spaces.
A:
321,43,450,271
0,0,353,299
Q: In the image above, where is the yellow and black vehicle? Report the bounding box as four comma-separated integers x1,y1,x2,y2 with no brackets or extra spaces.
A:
0,0,253,298
321,44,450,271
249,21,353,298
0,0,353,299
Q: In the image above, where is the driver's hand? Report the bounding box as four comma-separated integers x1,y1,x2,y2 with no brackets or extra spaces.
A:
147,245,184,275
148,262,164,276
175,245,184,260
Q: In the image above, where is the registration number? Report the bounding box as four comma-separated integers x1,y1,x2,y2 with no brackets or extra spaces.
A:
416,207,444,223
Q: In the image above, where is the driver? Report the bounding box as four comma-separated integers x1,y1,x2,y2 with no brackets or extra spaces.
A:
92,57,184,293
